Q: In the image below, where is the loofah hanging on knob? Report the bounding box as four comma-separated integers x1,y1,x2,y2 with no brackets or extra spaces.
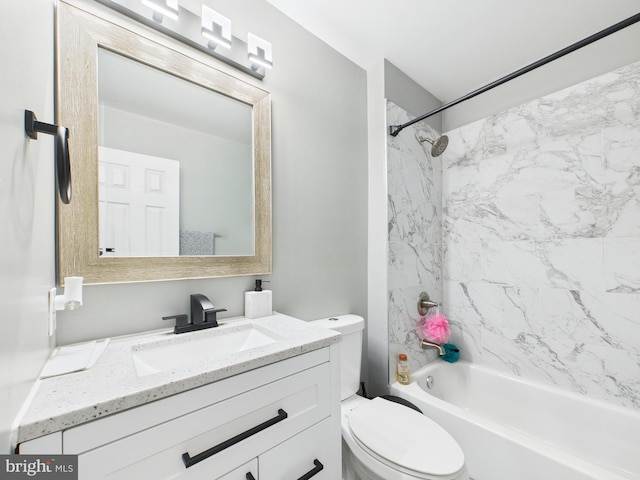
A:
421,312,450,344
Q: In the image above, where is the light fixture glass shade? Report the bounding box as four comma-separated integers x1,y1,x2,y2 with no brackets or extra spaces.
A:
141,0,179,21
201,5,232,49
248,33,273,69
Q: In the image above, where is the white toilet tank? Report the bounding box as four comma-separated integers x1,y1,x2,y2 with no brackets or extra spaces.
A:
310,315,364,401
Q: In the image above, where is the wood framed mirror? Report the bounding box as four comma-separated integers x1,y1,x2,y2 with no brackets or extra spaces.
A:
56,2,271,284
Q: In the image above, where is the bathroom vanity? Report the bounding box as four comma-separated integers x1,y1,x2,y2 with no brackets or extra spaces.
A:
17,314,341,480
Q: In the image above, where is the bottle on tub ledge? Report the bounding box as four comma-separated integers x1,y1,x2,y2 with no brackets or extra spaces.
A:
396,353,411,385
244,279,272,319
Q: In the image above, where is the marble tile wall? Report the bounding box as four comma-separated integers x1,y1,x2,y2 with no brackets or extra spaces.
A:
387,101,444,384
442,60,640,409
387,61,640,408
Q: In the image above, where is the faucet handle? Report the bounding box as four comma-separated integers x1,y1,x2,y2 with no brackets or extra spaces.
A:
418,291,439,316
163,314,189,334
204,307,227,326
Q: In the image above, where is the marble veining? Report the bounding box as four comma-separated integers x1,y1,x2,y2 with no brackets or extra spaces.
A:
387,102,444,380
388,59,640,410
441,59,640,409
18,314,339,443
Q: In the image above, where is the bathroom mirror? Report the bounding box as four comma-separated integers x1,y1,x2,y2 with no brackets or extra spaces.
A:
97,48,254,257
56,3,271,284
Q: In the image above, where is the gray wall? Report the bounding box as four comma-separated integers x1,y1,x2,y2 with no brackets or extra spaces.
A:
0,0,56,452
57,0,368,344
384,60,442,132
0,0,367,450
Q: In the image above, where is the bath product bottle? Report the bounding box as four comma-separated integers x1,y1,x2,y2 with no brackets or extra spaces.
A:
397,353,411,385
244,279,272,319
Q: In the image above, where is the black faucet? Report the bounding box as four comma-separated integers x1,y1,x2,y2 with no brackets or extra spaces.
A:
162,294,227,334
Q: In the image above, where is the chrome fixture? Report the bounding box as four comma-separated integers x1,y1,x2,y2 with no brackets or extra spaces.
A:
417,291,439,316
425,375,435,389
94,0,272,80
419,135,449,157
163,294,227,334
24,110,72,204
421,340,444,356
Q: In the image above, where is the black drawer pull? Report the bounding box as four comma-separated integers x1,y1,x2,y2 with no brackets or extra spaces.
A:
246,473,256,480
297,459,324,480
182,408,288,468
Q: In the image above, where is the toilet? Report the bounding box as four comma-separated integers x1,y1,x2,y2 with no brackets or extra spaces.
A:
310,315,468,480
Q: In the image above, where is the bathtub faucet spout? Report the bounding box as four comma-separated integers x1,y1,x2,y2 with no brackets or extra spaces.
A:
421,340,444,356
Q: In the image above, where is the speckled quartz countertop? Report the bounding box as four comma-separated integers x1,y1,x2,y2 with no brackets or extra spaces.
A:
18,313,339,444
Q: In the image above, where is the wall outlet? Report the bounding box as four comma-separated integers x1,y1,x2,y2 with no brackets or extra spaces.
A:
48,287,57,336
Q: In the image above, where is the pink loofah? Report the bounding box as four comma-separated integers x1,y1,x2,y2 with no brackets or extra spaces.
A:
422,313,450,343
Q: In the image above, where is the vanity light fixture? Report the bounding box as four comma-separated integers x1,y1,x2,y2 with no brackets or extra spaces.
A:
248,33,273,70
141,0,179,23
95,0,271,80
201,5,232,50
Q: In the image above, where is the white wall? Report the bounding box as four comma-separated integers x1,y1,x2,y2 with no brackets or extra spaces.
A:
57,0,369,344
0,0,56,452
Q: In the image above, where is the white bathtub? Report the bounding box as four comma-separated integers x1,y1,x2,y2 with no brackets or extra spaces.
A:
390,360,640,480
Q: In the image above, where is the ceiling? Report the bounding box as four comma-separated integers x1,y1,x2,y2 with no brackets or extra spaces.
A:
265,0,640,103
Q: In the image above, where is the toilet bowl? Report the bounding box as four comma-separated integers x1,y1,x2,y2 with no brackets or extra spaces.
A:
310,315,468,480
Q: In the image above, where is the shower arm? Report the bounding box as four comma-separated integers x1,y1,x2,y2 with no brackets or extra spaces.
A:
389,11,640,137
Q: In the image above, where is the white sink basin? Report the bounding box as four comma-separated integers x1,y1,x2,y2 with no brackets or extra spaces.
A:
132,324,278,377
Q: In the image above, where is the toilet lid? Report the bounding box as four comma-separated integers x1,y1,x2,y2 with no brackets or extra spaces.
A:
348,397,464,477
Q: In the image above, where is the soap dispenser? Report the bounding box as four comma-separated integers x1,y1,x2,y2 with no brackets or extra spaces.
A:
245,279,272,319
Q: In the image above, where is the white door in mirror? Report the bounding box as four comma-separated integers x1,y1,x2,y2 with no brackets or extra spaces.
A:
98,147,179,256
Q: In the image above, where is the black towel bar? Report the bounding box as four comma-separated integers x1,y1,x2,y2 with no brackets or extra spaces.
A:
24,110,72,204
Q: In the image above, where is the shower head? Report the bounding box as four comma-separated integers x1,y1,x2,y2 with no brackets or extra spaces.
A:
419,135,449,157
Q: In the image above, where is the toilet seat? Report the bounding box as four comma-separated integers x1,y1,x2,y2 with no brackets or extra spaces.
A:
347,397,465,479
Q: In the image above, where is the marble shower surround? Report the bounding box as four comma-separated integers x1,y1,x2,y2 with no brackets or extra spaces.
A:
387,101,444,383
443,60,640,409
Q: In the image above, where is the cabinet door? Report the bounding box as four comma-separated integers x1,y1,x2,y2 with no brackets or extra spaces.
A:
218,459,257,480
76,363,330,480
259,419,339,480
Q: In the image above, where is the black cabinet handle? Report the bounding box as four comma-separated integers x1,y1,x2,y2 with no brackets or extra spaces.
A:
245,473,256,480
297,459,324,480
182,409,288,468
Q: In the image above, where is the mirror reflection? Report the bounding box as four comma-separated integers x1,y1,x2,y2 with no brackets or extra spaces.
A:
97,48,254,257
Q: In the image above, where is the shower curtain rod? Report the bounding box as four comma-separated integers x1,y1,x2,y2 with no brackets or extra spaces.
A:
389,11,640,137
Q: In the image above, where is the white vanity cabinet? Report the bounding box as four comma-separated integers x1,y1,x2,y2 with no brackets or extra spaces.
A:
18,346,340,480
